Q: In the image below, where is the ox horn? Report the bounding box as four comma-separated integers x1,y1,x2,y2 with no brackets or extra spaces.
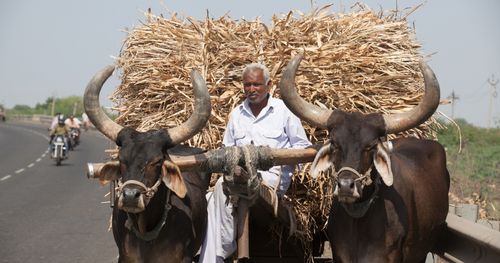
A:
165,70,211,145
84,65,123,141
279,54,334,129
84,67,211,144
383,61,440,134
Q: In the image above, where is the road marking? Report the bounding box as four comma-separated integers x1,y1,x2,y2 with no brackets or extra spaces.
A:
1,175,12,181
0,124,69,183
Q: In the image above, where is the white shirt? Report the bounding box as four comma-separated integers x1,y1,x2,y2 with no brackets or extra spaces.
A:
82,113,89,122
222,96,311,195
65,118,81,129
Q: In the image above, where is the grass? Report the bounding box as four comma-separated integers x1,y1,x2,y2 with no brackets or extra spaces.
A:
437,119,500,219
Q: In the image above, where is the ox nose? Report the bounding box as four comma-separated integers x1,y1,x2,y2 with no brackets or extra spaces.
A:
123,188,141,201
336,178,360,198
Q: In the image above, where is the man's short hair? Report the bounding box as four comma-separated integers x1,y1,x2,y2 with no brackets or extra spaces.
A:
242,63,270,85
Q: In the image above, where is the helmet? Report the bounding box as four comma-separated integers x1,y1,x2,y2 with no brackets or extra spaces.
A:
57,115,65,125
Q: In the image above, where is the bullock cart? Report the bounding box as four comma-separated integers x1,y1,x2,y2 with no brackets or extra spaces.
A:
85,4,453,262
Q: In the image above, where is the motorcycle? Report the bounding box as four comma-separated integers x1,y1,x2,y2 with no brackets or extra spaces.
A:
51,135,68,166
69,128,80,150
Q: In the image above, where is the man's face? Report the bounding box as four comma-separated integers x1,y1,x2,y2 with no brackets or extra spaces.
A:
243,69,269,105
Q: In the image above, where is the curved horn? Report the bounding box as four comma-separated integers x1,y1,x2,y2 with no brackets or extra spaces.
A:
383,61,440,134
166,70,211,145
279,54,334,129
84,65,123,142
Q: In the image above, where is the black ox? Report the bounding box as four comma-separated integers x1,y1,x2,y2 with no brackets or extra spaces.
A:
280,55,450,263
84,66,211,263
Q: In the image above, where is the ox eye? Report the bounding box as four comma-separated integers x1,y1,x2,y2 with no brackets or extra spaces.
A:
330,142,340,151
365,142,377,152
149,159,163,167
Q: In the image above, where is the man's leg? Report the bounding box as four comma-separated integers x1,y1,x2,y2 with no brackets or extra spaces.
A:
199,177,237,263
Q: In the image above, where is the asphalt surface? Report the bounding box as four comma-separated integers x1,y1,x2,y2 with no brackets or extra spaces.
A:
0,121,118,263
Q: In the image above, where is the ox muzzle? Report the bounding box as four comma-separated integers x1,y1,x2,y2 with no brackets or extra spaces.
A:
116,179,162,213
333,166,373,204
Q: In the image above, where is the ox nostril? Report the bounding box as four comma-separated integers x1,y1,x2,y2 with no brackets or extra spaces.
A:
123,188,141,199
338,178,356,194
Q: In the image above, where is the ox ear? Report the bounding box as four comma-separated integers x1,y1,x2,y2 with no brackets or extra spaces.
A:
98,161,121,185
310,143,335,178
161,160,187,198
373,141,393,186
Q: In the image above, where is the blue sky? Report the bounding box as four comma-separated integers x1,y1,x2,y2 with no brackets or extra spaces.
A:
0,0,499,127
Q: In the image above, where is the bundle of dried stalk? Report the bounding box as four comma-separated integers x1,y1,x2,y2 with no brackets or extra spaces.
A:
111,5,442,257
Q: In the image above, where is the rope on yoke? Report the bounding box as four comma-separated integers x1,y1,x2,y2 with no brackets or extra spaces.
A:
221,145,263,203
203,145,274,174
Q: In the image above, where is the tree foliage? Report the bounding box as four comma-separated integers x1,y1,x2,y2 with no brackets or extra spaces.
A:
8,96,84,117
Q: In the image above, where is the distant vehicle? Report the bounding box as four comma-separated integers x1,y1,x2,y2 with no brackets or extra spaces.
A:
69,127,80,149
51,135,68,166
0,106,5,122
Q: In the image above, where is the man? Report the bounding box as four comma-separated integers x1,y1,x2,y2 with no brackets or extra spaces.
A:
50,112,62,130
65,115,81,129
199,63,311,263
81,112,90,131
49,115,70,153
65,115,81,148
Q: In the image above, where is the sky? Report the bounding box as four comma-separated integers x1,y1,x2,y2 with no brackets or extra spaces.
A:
0,0,499,127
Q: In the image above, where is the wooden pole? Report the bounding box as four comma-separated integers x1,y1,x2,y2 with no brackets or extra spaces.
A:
237,200,250,260
169,147,318,172
87,147,319,179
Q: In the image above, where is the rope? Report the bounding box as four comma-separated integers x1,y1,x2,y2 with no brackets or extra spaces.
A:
222,145,263,202
335,166,373,186
125,188,172,241
117,178,162,205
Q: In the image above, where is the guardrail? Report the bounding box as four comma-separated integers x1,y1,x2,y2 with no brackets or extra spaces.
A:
8,114,95,130
9,114,54,125
436,205,500,262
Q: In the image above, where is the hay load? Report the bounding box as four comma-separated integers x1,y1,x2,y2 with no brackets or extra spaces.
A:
111,4,441,253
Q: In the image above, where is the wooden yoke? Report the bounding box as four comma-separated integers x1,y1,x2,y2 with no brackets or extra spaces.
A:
87,146,319,179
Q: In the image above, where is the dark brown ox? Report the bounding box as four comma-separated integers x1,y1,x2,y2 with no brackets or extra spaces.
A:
84,66,211,263
279,55,450,263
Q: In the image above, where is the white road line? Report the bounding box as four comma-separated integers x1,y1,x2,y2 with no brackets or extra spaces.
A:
0,125,54,182
1,175,12,181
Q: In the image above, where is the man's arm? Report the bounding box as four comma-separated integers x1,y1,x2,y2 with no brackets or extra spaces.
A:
285,114,311,149
222,114,236,147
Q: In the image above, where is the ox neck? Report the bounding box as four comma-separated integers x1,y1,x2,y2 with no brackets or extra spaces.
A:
125,185,172,242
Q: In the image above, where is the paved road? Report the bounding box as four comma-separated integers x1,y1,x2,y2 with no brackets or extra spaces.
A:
0,121,117,263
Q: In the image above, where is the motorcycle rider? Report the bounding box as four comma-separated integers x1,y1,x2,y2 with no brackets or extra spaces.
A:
49,115,70,154
50,112,62,130
65,115,81,147
81,112,90,131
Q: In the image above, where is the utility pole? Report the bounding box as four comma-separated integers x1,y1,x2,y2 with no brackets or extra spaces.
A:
51,95,56,116
487,74,498,128
72,102,78,116
447,90,459,119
